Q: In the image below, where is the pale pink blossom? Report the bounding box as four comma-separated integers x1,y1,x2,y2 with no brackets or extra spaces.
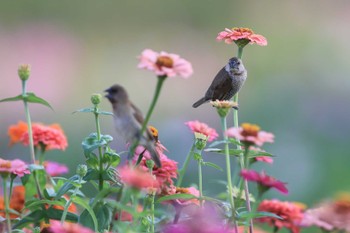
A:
226,123,274,147
138,49,193,78
0,159,30,177
216,27,267,46
44,161,69,176
185,120,218,142
240,169,288,195
119,165,159,190
255,156,274,164
257,199,304,233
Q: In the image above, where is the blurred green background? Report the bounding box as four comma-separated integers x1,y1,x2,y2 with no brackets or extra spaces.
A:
1,1,349,231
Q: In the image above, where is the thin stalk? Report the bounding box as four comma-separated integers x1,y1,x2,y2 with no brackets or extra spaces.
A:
220,116,237,232
176,144,195,187
198,159,203,207
94,108,104,191
3,178,12,232
151,193,155,233
61,176,82,225
237,47,244,60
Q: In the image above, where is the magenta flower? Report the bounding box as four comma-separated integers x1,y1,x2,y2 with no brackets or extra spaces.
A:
44,221,94,233
44,161,69,176
216,27,267,46
185,120,218,142
119,165,159,190
226,123,274,147
138,49,193,78
0,159,30,177
240,169,288,195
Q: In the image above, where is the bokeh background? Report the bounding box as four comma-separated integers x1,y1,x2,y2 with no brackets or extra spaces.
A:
1,1,350,231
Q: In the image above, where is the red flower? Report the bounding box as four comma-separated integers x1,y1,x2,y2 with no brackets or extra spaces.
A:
0,186,25,219
185,120,218,142
119,166,159,190
0,158,30,177
240,169,288,195
216,27,267,46
257,199,304,233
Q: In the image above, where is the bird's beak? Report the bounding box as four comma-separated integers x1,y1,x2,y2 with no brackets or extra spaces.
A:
104,88,112,100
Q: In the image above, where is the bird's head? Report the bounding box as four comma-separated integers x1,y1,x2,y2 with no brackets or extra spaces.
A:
228,57,245,75
104,84,129,104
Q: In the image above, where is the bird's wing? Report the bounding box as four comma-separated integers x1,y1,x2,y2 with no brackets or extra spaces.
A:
205,67,232,100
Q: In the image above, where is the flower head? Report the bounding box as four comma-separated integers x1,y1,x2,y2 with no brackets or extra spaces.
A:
240,169,288,195
161,185,200,206
8,121,28,145
138,49,193,78
185,120,218,142
43,221,94,233
44,161,69,177
216,27,267,46
21,123,68,151
0,159,30,177
257,199,304,233
18,64,31,81
226,123,274,147
248,146,274,164
0,186,25,218
210,100,238,109
119,165,159,190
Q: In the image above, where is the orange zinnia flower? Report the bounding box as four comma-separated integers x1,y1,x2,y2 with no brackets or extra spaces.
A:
8,121,28,145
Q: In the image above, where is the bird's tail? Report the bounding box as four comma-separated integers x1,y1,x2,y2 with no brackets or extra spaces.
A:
192,97,207,108
145,142,161,168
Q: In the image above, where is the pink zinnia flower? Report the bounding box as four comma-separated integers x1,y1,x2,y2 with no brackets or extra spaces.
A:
257,199,304,233
134,146,177,191
44,161,69,176
226,123,274,147
43,221,94,233
216,27,267,46
185,120,218,142
21,123,68,151
0,159,30,177
245,146,274,164
138,49,193,78
240,169,288,195
119,166,159,190
161,185,200,206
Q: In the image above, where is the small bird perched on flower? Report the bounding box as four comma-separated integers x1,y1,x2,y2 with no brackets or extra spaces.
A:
105,84,161,167
192,57,247,108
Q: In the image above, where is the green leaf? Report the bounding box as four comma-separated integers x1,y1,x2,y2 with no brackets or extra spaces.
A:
98,110,114,116
156,193,197,203
208,140,229,148
102,167,119,183
86,156,99,168
238,211,283,220
74,196,98,232
84,168,100,181
82,133,113,157
28,164,45,171
25,199,65,211
12,210,45,229
80,202,112,232
46,207,78,222
25,92,53,110
0,95,24,103
248,150,274,157
73,107,94,114
55,175,80,198
202,162,223,171
204,148,243,156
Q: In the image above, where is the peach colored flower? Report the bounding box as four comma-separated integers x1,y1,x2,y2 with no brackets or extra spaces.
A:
134,146,177,191
0,186,25,218
226,123,274,147
237,226,268,233
44,161,69,176
0,158,30,177
216,27,267,46
257,199,304,233
138,49,193,78
240,169,288,195
7,121,28,145
255,156,273,164
185,120,218,142
119,166,159,190
21,123,68,150
161,185,200,206
301,193,350,232
43,221,94,233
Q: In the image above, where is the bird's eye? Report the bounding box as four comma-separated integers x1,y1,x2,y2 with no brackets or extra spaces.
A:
237,62,240,65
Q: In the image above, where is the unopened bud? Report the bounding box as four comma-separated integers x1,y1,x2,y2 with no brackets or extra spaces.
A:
18,64,31,81
91,93,102,105
76,164,87,177
194,132,208,150
146,159,155,170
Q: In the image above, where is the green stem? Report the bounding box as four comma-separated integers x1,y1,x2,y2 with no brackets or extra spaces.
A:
220,116,237,230
237,47,244,59
151,193,155,233
2,177,12,232
94,107,104,191
176,144,195,187
61,176,82,224
22,80,35,164
198,159,203,207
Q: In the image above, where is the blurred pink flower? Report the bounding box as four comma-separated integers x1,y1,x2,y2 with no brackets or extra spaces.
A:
237,226,268,233
255,156,273,164
257,199,304,233
226,123,274,147
185,120,218,142
44,221,94,233
240,169,288,195
21,123,68,151
134,146,177,191
138,49,193,78
0,159,30,177
119,165,159,190
161,185,200,206
44,161,69,176
216,27,267,46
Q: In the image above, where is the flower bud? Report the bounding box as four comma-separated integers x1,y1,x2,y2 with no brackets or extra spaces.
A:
146,159,155,170
76,164,87,177
18,64,31,81
194,132,208,150
91,93,102,105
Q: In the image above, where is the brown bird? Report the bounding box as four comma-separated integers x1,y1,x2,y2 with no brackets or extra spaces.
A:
192,57,247,108
105,84,161,167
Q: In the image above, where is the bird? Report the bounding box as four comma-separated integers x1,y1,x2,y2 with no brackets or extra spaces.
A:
192,57,247,108
105,84,161,167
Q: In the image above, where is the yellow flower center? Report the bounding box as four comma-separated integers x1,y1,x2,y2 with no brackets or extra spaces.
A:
232,27,254,34
241,123,261,137
0,161,11,169
176,187,190,194
156,56,174,68
148,126,158,141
